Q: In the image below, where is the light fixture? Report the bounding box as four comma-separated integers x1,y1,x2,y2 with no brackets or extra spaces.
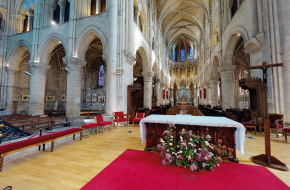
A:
133,77,137,82
61,67,70,73
22,71,32,76
51,21,56,26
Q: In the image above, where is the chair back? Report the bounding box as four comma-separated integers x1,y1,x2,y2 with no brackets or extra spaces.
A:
136,113,144,118
114,112,124,119
95,115,103,122
269,113,283,123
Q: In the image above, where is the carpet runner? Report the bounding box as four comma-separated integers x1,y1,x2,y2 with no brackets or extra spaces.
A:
81,149,290,190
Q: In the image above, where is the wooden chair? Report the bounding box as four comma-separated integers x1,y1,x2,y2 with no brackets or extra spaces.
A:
284,128,290,141
95,115,113,133
113,112,130,127
258,113,284,137
132,113,145,126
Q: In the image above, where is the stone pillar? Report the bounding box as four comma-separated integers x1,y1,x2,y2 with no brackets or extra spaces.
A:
155,79,160,106
178,88,181,100
218,65,236,110
5,66,19,115
63,57,86,123
96,0,101,14
106,0,118,115
205,83,210,105
142,71,154,109
27,61,51,116
26,12,33,31
19,15,25,33
58,1,65,23
210,76,219,107
170,88,174,106
194,88,197,106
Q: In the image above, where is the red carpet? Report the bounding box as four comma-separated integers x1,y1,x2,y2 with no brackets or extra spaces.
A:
81,149,290,190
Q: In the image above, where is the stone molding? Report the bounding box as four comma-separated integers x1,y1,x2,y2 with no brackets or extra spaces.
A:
5,66,19,74
142,71,154,82
244,37,262,55
218,65,236,77
63,57,86,71
26,61,51,75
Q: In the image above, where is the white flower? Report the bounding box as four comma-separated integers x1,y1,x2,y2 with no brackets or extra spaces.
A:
189,138,193,141
194,149,197,153
205,142,209,146
180,136,183,140
170,135,173,138
217,164,220,167
198,148,201,151
169,143,172,146
167,150,169,152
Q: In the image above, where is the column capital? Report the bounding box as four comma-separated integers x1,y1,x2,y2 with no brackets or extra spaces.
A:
19,15,26,20
27,61,51,75
218,65,236,77
142,71,154,82
210,75,219,83
5,65,19,74
63,57,87,71
58,0,66,9
26,12,33,17
123,51,136,65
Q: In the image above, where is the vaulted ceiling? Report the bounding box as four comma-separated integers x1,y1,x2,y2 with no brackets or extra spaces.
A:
157,0,209,49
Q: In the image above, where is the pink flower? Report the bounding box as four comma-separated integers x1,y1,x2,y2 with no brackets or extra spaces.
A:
162,160,167,166
169,123,176,129
165,153,171,160
178,155,181,159
217,157,222,162
157,144,161,150
188,130,193,135
190,163,198,171
205,135,212,140
202,163,208,168
222,146,227,150
218,139,222,144
177,163,182,167
163,130,170,135
161,146,165,150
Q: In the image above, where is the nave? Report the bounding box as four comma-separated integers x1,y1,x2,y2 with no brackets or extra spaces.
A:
0,125,289,189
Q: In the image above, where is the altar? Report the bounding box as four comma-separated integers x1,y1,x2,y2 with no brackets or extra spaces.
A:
140,115,245,162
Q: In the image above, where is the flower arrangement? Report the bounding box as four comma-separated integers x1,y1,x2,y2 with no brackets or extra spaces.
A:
157,124,233,172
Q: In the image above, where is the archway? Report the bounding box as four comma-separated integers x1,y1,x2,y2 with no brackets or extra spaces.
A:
132,50,144,109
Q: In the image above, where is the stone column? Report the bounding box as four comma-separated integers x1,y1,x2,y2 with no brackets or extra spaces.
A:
218,65,236,110
155,79,160,106
142,71,154,109
58,1,65,23
96,0,101,14
19,15,25,33
5,66,19,115
210,75,219,107
27,61,51,116
63,57,86,123
194,88,197,106
186,88,189,100
26,12,33,31
178,88,181,100
160,83,165,105
106,0,118,115
204,83,210,105
170,88,174,106
199,85,204,105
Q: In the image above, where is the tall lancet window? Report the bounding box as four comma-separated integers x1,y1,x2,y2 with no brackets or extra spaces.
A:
98,65,104,86
180,49,185,62
189,47,193,60
173,50,177,62
181,86,186,97
53,4,61,23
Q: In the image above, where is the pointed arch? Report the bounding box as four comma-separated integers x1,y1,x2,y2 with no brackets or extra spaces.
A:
6,40,32,67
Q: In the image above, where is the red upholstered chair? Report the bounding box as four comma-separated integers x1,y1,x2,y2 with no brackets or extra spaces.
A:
113,112,130,126
95,115,112,133
82,123,98,137
284,128,290,141
132,113,145,126
258,113,284,138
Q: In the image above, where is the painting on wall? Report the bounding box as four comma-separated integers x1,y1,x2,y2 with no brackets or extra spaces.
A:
61,94,66,101
22,95,30,102
13,94,20,101
92,94,97,102
46,96,55,102
86,94,91,102
98,95,106,103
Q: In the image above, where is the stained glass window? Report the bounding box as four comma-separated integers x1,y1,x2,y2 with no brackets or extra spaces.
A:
173,50,177,61
181,86,186,97
98,65,104,86
181,49,185,62
189,47,193,60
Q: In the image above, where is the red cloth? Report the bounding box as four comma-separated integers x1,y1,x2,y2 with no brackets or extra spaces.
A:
241,122,255,126
81,149,289,190
260,123,277,128
136,113,144,118
284,128,290,131
0,128,81,155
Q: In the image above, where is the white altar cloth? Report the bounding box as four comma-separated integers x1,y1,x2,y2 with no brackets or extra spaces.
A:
140,115,245,155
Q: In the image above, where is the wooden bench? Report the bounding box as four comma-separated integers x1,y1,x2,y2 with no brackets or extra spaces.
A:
0,128,82,172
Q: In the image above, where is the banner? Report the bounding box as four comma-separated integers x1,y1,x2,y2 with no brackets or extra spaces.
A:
163,90,166,99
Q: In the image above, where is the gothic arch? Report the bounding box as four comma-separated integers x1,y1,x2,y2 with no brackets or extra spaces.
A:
7,40,31,67
75,25,107,60
37,33,69,64
134,42,150,72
